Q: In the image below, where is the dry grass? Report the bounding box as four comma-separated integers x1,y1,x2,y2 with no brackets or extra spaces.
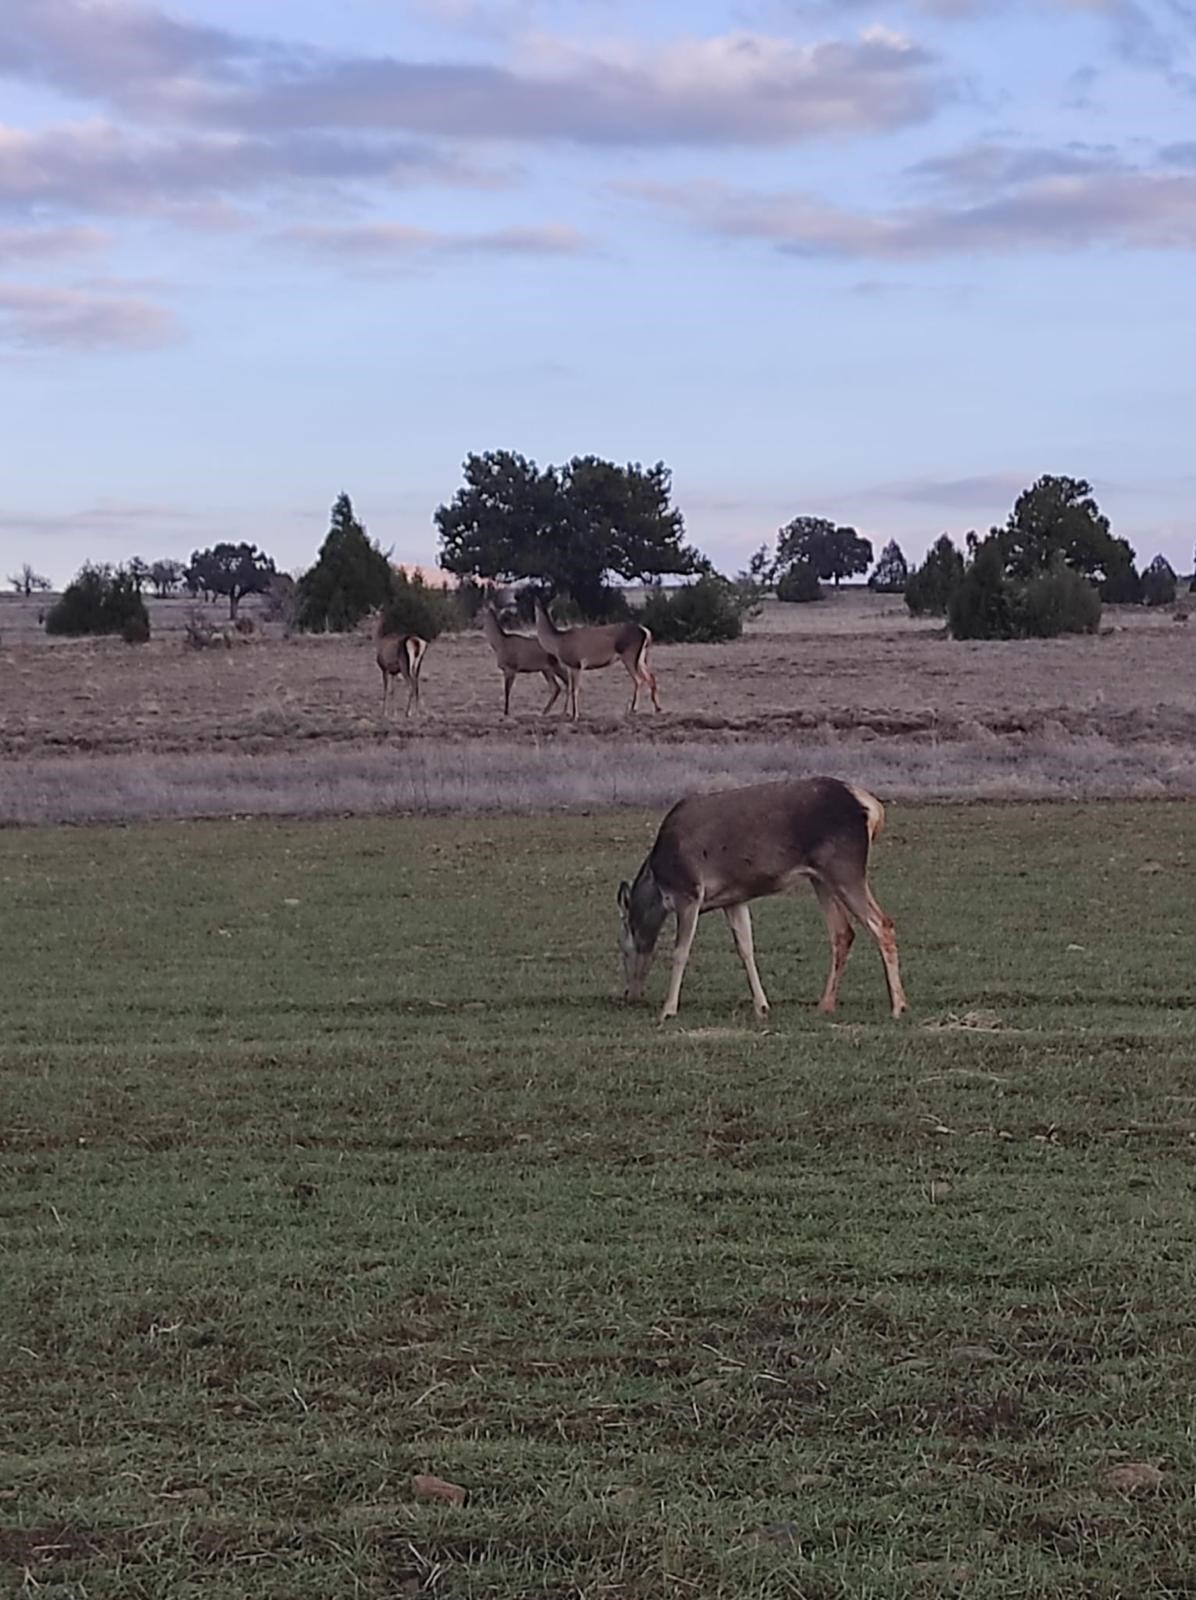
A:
3,589,1194,824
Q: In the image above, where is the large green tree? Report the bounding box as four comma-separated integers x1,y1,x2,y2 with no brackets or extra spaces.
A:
776,515,873,587
435,451,700,618
1003,475,1134,588
296,494,393,633
185,542,276,618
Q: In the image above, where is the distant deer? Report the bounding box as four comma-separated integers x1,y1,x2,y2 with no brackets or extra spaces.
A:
376,619,427,718
617,776,908,1023
534,597,660,721
481,604,569,716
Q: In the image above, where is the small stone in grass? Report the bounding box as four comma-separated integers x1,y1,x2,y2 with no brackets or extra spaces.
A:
1102,1462,1163,1494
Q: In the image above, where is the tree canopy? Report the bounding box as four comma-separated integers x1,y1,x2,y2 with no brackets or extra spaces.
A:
296,494,393,633
868,541,909,594
776,516,873,587
435,451,701,618
185,542,276,618
1003,475,1133,589
904,534,965,617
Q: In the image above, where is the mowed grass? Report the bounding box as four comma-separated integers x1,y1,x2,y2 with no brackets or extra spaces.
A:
1,803,1194,1599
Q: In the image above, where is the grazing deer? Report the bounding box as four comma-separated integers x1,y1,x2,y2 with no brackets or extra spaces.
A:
376,621,427,718
617,776,908,1023
481,604,569,716
533,598,660,721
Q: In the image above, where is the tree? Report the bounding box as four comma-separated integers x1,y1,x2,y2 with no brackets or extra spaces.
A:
8,564,51,596
1003,475,1132,587
868,541,909,594
184,542,276,619
1141,554,1177,608
296,494,393,632
905,534,965,616
127,556,150,592
44,564,150,639
1190,544,1196,593
435,451,701,619
776,516,873,587
948,537,1100,640
149,559,184,597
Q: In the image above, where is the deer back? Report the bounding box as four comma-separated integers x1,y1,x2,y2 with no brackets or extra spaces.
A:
649,778,875,908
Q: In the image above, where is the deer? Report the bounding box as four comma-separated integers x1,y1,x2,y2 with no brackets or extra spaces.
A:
480,604,569,716
617,776,908,1024
533,597,660,721
376,620,428,718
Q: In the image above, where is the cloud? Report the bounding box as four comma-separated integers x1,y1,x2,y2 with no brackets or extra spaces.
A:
0,282,179,350
0,500,204,535
625,150,1196,256
282,220,592,262
0,222,107,260
0,1,944,145
0,121,497,220
872,471,1033,507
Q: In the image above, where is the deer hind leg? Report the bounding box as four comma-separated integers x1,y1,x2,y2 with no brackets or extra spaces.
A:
660,894,702,1022
823,874,907,1019
568,666,582,721
404,663,421,718
503,670,515,716
724,903,769,1019
540,669,562,715
812,880,855,1014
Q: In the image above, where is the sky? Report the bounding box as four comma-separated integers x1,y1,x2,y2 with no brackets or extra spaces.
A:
1,0,1194,586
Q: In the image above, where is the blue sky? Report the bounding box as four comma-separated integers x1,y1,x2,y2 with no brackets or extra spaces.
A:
1,0,1193,585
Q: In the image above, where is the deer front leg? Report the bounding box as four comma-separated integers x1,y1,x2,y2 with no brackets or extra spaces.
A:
503,671,514,716
660,896,701,1022
724,903,769,1018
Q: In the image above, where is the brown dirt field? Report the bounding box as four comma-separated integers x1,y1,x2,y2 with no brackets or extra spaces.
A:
2,590,1194,823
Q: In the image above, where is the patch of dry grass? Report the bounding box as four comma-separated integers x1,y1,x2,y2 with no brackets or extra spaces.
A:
3,729,1195,826
4,588,1193,824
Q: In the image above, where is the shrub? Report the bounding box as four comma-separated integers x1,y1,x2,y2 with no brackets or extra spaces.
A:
947,538,1018,640
1100,563,1143,604
121,611,151,645
948,544,1101,640
45,564,150,639
262,572,298,630
638,574,744,643
1018,560,1102,637
906,535,965,616
1141,554,1177,608
775,561,823,603
379,568,462,641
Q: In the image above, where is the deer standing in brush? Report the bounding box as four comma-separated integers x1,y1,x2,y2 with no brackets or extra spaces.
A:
480,604,569,716
376,620,427,718
533,597,659,720
617,776,908,1023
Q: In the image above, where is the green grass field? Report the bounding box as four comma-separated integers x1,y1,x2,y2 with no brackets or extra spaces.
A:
1,803,1194,1598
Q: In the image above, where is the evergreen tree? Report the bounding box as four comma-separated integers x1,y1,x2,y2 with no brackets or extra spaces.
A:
868,541,909,594
296,494,394,632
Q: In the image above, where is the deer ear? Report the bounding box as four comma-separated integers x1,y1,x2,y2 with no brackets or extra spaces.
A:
617,881,631,911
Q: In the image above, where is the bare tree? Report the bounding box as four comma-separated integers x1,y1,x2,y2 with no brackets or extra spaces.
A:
9,564,51,597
